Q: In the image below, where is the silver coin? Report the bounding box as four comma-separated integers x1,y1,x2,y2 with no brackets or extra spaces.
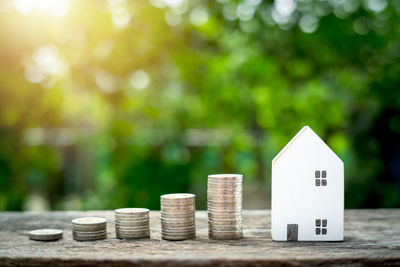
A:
161,232,195,237
208,207,242,212
161,221,195,227
116,233,150,239
160,216,195,221
161,203,195,208
161,230,196,235
29,229,63,241
116,226,149,231
73,235,107,241
207,182,242,186
209,225,242,231
161,229,195,234
116,230,150,235
207,195,242,200
207,190,242,195
208,190,241,195
114,214,149,218
160,219,195,224
207,202,242,210
161,206,195,211
209,228,243,233
208,174,243,179
161,227,196,234
72,217,107,225
115,216,149,221
208,216,242,221
208,233,243,239
207,205,241,211
208,210,242,215
161,235,195,241
161,214,195,218
160,211,194,217
73,230,107,236
72,232,107,237
161,225,195,231
162,233,195,238
161,225,195,230
161,193,195,200
207,198,242,203
72,228,106,233
115,221,149,226
161,199,195,204
116,229,150,233
207,186,242,190
115,208,149,214
209,236,242,240
208,219,242,224
208,219,242,225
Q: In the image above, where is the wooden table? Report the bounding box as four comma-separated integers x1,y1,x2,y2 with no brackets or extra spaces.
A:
0,210,399,266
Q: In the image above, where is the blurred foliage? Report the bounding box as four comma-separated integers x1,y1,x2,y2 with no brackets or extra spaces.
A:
0,0,399,211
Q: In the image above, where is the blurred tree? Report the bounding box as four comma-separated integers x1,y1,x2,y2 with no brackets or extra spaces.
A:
0,0,399,210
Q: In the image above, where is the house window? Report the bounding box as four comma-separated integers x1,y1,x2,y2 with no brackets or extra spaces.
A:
315,170,327,186
315,219,327,235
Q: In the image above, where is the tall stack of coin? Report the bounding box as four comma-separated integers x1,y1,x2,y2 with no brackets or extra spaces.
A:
114,208,150,239
72,217,107,241
160,193,196,241
207,174,243,240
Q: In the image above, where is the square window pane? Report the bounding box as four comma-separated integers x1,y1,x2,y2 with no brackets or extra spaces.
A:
316,228,321,235
315,179,320,186
315,171,320,178
322,228,327,235
322,179,327,186
322,219,327,227
316,219,321,226
322,170,327,178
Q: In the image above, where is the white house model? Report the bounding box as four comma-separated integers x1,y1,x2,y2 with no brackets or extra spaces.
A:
271,126,344,241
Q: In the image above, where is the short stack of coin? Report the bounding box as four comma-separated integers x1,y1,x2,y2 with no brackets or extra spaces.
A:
208,174,243,240
72,217,107,241
160,193,196,241
114,208,150,239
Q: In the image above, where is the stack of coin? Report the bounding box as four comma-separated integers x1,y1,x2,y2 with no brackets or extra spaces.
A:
160,193,196,241
114,208,150,239
29,229,63,241
72,217,107,241
208,174,243,240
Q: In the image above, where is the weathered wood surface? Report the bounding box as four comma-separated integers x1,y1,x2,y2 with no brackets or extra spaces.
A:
0,210,399,266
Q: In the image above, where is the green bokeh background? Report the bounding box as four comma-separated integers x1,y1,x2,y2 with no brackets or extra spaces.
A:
0,0,399,211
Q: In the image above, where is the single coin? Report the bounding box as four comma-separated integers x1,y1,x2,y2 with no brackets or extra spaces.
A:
115,208,149,214
208,173,242,178
73,235,107,241
116,233,150,239
29,229,63,241
72,217,107,225
162,236,195,241
116,230,150,235
161,193,195,199
73,229,107,234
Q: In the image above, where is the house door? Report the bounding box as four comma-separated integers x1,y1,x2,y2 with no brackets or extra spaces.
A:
287,224,298,241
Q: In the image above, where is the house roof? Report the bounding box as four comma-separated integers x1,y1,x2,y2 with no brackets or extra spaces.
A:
272,126,342,166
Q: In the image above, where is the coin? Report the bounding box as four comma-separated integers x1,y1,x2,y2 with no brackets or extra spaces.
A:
29,229,63,241
72,217,107,225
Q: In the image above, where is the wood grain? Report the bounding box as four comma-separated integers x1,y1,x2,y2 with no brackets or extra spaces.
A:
0,210,399,266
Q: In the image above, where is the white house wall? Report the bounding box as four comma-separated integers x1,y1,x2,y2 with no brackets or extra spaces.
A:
271,126,344,241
